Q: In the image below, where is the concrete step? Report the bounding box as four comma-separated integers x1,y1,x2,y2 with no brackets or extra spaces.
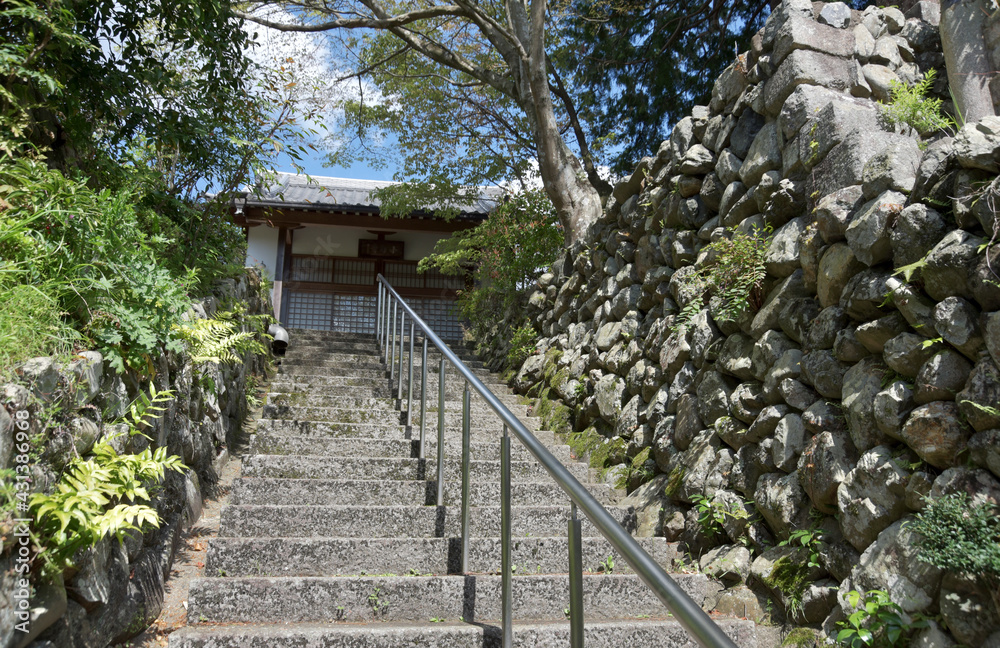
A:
239,455,593,483
229,479,618,508
249,434,574,463
253,419,558,445
218,504,636,539
185,573,716,624
204,536,678,577
269,374,510,393
170,617,758,648
262,404,534,429
264,393,527,418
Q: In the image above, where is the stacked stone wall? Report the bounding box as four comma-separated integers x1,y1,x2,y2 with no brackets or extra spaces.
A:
489,1,1000,643
0,268,272,648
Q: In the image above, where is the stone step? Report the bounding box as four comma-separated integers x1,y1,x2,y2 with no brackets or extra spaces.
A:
266,381,518,401
253,419,558,444
248,434,574,463
205,536,677,578
262,404,534,429
283,357,489,372
169,617,758,648
269,374,509,393
229,479,618,508
185,573,716,625
239,455,593,483
263,393,527,418
218,505,637,539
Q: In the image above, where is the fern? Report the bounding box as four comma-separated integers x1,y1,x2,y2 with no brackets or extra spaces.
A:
176,309,268,365
880,69,954,135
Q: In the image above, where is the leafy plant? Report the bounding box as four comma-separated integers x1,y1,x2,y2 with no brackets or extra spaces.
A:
909,492,1000,615
597,554,615,574
779,528,824,570
691,494,727,537
506,323,538,369
672,225,770,331
836,590,927,647
879,69,954,136
614,447,655,491
176,308,270,366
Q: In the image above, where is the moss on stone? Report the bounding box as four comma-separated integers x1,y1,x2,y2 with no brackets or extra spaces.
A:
664,465,685,497
781,627,819,647
764,556,810,614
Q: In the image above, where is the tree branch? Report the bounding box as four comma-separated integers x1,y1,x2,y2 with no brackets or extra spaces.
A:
233,5,464,32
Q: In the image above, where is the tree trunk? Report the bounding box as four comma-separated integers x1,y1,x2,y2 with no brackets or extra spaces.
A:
941,0,996,123
522,0,603,245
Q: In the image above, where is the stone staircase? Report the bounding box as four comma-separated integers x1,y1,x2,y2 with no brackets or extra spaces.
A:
168,330,759,647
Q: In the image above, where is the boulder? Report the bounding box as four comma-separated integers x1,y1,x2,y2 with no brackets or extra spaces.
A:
837,446,911,552
730,381,766,425
800,350,847,400
751,271,810,337
940,573,1000,646
840,269,893,321
731,110,767,159
799,430,857,514
772,15,857,67
779,297,822,344
814,185,865,243
873,380,915,440
854,312,908,354
969,429,1000,478
717,333,756,381
696,371,733,427
809,131,913,201
739,122,782,186
817,243,865,308
921,229,985,302
890,204,949,268
731,441,778,497
900,402,973,469
772,413,808,472
700,544,752,583
842,356,890,452
806,306,850,350
883,333,938,379
764,49,860,115
956,359,1000,432
954,116,1000,173
751,331,799,382
833,326,871,363
819,2,852,29
913,350,973,404
845,191,907,266
755,471,814,539
765,216,808,278
595,374,626,423
933,296,983,359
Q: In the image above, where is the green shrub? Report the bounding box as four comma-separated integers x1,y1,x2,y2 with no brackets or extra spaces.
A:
506,324,538,368
879,69,954,136
836,590,926,648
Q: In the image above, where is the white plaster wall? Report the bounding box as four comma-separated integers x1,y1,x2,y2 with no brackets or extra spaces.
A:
290,225,449,261
246,226,280,280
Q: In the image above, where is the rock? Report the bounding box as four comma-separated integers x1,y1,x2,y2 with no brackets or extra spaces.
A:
716,415,750,451
755,471,814,539
842,357,890,452
715,149,745,186
861,63,900,102
772,15,856,67
854,312,908,354
711,64,750,115
933,297,983,359
819,2,852,29
940,573,1000,646
799,98,882,172
689,309,722,365
16,357,62,403
740,122,782,186
845,191,907,266
837,446,911,552
780,378,820,411
675,394,703,451
595,374,626,423
730,382,766,425
890,204,948,268
810,131,912,200
840,269,892,321
703,115,736,153
69,417,101,456
747,405,790,443
988,312,1000,369
862,138,922,197
814,185,865,244
806,306,850,350
764,49,859,116
845,518,943,614
717,334,756,381
954,116,1000,173
751,271,810,338
779,298,822,344
797,579,840,624
700,544,752,583
873,381,915,440
885,278,937,337
69,538,112,608
922,229,985,302
667,362,697,414
515,354,547,391
833,326,871,363
68,351,103,406
883,333,938,379
956,359,1000,432
802,400,847,435
696,371,733,427
730,110,766,159
900,402,973,469
765,178,807,227
679,144,716,175
765,216,808,278
800,350,847,400
930,466,1000,505
913,350,973,404
763,349,804,404
772,414,807,472
751,331,799,382
969,429,1000,478
677,429,726,501
971,249,1000,311
731,440,778,497
855,23,876,60
871,35,902,68
799,430,856,514
817,244,865,309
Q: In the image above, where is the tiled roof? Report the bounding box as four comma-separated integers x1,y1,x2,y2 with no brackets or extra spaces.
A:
247,173,501,217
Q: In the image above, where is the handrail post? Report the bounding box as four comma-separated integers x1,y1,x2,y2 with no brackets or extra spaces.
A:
389,299,397,378
569,501,584,648
500,424,513,648
419,336,428,460
397,311,405,401
375,283,381,342
461,382,471,573
436,357,446,507
406,321,415,426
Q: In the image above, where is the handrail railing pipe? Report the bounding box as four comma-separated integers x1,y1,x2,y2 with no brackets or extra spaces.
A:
397,310,405,400
406,321,415,425
373,275,738,648
500,424,513,648
419,336,428,460
460,382,472,572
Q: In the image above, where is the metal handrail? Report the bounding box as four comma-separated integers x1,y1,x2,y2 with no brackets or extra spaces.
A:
375,275,738,648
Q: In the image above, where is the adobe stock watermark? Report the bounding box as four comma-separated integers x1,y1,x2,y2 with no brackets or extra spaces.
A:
11,407,33,635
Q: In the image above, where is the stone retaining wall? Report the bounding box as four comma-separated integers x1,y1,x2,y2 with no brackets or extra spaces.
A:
486,1,1000,643
0,268,272,648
